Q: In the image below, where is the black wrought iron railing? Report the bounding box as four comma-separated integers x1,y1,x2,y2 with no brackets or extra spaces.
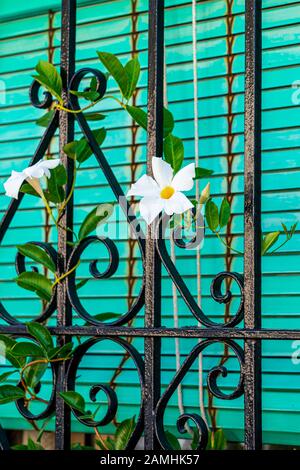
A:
0,0,298,451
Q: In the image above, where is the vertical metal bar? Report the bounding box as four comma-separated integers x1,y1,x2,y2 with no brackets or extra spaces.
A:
55,0,76,450
144,0,164,450
244,0,262,450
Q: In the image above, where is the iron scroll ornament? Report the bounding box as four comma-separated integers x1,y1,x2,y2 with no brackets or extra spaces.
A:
156,214,244,328
0,68,146,326
155,339,245,450
65,336,145,450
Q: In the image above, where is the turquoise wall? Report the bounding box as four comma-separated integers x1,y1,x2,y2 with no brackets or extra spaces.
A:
0,0,300,446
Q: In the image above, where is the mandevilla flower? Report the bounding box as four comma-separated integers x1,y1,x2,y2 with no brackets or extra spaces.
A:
4,159,61,200
127,157,195,225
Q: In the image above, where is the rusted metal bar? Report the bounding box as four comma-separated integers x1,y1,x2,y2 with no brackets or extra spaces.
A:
244,0,262,450
144,0,164,450
55,0,76,451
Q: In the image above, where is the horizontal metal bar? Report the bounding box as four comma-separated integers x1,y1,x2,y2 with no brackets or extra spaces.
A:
1,325,300,339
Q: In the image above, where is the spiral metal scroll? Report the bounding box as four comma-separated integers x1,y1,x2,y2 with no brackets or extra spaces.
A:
155,339,244,450
66,337,145,449
0,83,59,324
0,67,146,326
156,214,244,328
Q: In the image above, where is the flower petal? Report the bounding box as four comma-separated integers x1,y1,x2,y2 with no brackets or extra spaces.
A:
139,196,164,225
24,159,61,180
164,191,193,216
127,174,160,198
171,163,195,192
152,157,173,188
4,170,26,199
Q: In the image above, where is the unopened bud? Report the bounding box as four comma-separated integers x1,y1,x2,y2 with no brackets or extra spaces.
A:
199,182,210,204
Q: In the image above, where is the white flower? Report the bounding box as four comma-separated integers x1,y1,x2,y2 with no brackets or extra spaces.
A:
4,159,61,199
127,157,195,225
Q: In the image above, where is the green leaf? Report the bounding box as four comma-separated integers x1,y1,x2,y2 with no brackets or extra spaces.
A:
46,164,67,204
26,322,54,352
163,108,174,137
64,129,107,165
12,342,45,358
194,167,214,179
0,335,16,350
63,141,78,160
27,438,45,451
16,243,56,273
97,51,128,97
12,444,29,450
16,272,53,302
114,416,136,450
20,183,40,198
126,105,174,137
205,199,219,232
290,222,298,236
261,231,280,255
70,89,100,102
219,198,231,229
48,342,73,360
126,105,147,130
85,312,119,326
23,358,48,389
0,370,17,384
84,112,106,121
60,391,86,414
0,385,25,404
281,222,288,236
33,60,62,103
191,428,199,450
163,134,184,173
165,430,181,450
124,57,140,99
36,110,55,127
206,429,227,450
78,203,114,240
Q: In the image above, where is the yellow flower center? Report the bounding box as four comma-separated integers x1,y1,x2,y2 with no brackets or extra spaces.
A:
160,186,175,200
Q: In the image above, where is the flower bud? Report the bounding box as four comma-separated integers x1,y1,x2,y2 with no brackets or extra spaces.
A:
199,182,210,204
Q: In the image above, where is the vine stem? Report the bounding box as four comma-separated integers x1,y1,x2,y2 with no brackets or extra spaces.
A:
52,260,80,288
58,159,79,222
214,231,243,255
94,426,108,450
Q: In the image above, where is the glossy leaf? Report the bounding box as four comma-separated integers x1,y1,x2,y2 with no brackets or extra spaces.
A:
36,110,55,127
78,203,113,240
261,231,280,255
206,429,227,450
20,183,40,198
194,167,214,179
64,129,106,165
126,105,174,137
219,198,231,228
16,243,56,273
205,199,219,232
46,165,67,204
0,385,25,404
60,391,86,414
16,272,53,302
124,57,140,99
114,416,136,450
27,322,54,352
23,358,48,389
97,51,127,97
27,438,45,451
126,105,147,130
163,134,184,173
84,112,106,121
165,430,181,450
0,371,17,384
32,60,62,103
49,342,73,360
12,342,45,358
163,108,174,137
70,89,99,102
